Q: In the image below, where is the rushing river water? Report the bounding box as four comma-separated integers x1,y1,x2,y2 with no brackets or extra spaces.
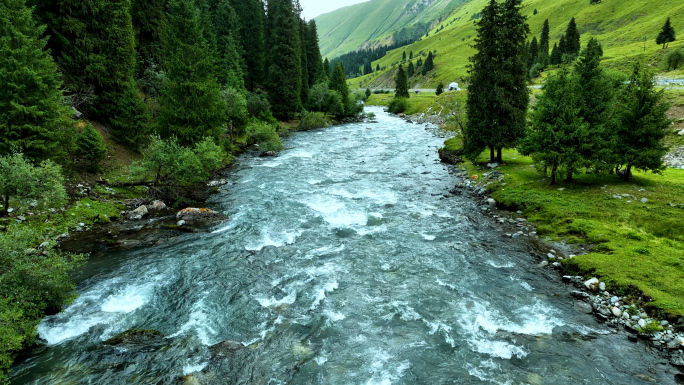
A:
11,107,678,384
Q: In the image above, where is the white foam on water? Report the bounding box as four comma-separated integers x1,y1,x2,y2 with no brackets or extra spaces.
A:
436,278,457,291
465,360,512,385
520,281,534,292
256,160,282,168
255,287,297,308
307,180,322,185
314,353,329,365
38,276,162,345
487,260,515,268
365,349,411,385
457,299,565,360
168,296,218,346
303,195,368,228
183,361,208,375
310,281,339,309
323,310,346,322
280,150,313,160
422,234,436,241
245,228,303,251
328,188,397,205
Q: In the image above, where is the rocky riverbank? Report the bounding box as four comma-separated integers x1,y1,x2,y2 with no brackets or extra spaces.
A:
442,162,684,381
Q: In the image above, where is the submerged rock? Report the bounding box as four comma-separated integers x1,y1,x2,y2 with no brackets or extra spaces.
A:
103,329,164,346
176,208,226,223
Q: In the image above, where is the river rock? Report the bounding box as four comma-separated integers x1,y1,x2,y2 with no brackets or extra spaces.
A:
638,319,647,328
537,261,549,268
486,198,497,207
598,281,606,291
575,301,593,314
584,277,600,291
611,307,622,317
176,208,225,223
103,329,164,346
610,296,619,304
149,200,167,210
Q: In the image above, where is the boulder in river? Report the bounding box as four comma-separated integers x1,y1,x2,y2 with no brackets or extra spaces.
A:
149,200,167,210
176,208,226,223
584,277,600,291
103,329,164,346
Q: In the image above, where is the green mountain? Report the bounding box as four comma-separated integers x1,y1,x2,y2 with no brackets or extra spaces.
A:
315,0,463,59
349,0,684,89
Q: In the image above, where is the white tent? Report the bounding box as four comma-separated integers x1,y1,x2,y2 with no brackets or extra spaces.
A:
448,82,460,91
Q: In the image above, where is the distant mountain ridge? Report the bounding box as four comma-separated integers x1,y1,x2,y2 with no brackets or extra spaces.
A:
315,0,463,59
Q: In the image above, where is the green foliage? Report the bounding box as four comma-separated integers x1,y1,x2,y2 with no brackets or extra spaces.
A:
298,111,328,130
387,98,409,114
564,17,581,59
130,0,167,68
520,70,587,185
637,320,664,334
528,36,539,70
245,120,284,152
656,17,676,49
529,62,543,78
0,153,66,216
230,0,265,90
613,63,670,180
306,83,345,116
538,19,550,67
408,61,415,77
436,82,444,95
265,0,302,119
0,0,75,161
158,0,227,145
0,226,85,381
222,88,249,144
365,88,372,99
666,49,684,71
131,135,226,189
211,0,245,90
329,62,350,108
394,65,410,98
246,91,275,122
550,42,561,65
75,124,107,172
305,20,324,86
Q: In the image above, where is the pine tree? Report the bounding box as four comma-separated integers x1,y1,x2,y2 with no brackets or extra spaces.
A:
329,62,349,107
323,58,331,79
402,51,407,61
558,34,567,58
365,88,371,99
306,20,323,85
376,64,380,72
157,0,226,145
409,51,414,59
394,64,410,98
656,17,676,49
32,0,148,144
299,18,309,105
422,51,435,75
528,37,539,69
573,37,615,174
436,82,444,96
212,0,245,90
495,0,530,162
613,63,670,181
538,19,550,67
464,0,499,161
564,17,581,59
550,42,561,65
519,70,587,185
230,0,266,90
130,0,167,68
0,0,74,160
408,61,415,77
265,0,302,119
75,124,107,172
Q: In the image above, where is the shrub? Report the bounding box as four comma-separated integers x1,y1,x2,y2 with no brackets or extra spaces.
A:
131,135,227,193
666,50,684,71
0,153,66,216
436,82,444,95
299,111,328,130
345,93,364,116
529,63,544,78
387,97,409,114
246,91,275,123
75,124,107,172
325,90,345,116
245,120,283,152
222,88,249,141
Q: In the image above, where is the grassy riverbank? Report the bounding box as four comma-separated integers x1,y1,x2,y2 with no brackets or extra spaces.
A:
367,90,684,319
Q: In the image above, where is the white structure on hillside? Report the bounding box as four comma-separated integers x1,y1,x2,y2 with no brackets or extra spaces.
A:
448,82,461,91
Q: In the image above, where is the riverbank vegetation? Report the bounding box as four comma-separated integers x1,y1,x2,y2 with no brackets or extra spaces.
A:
0,0,367,379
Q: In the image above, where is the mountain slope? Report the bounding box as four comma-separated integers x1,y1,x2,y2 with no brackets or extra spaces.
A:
315,0,463,59
349,0,684,89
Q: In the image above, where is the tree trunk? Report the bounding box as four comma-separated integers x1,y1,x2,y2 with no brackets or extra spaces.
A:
566,172,573,182
623,165,632,182
489,147,495,162
549,165,557,186
496,148,503,163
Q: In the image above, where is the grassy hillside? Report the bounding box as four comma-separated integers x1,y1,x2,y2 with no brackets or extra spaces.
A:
315,0,463,59
349,0,684,89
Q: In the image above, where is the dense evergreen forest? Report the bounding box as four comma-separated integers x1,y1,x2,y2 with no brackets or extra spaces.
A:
331,38,422,78
0,0,368,379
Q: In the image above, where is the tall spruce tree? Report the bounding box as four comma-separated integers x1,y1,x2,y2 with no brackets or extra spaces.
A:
494,0,530,161
31,0,148,145
130,0,167,69
230,0,266,90
212,0,245,90
306,20,323,85
0,0,74,160
564,17,581,59
656,17,676,49
329,62,349,107
323,58,331,79
157,0,226,145
408,61,415,77
394,64,410,98
550,42,561,65
298,17,309,105
573,37,615,173
558,34,567,59
464,0,499,161
266,0,302,119
528,37,539,69
613,63,670,181
538,19,550,67
519,70,587,185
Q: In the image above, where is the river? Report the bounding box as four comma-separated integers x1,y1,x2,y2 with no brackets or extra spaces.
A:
10,107,677,384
